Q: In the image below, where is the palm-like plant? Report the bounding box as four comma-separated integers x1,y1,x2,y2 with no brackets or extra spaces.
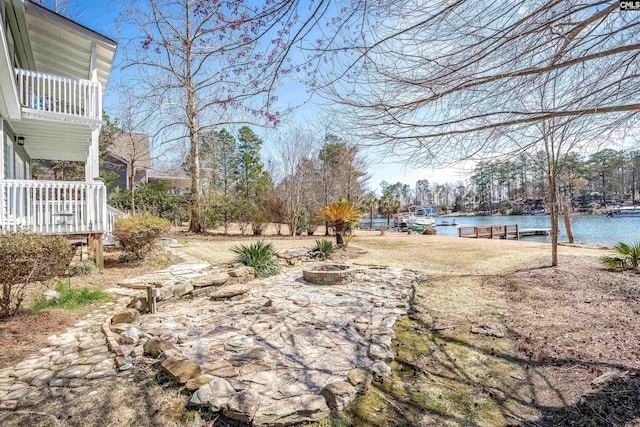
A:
319,199,362,245
601,241,640,272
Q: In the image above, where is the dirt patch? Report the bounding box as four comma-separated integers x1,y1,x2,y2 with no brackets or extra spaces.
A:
0,248,178,370
504,255,640,423
0,310,77,369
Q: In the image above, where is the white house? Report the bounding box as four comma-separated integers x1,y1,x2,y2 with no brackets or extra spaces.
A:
0,0,117,263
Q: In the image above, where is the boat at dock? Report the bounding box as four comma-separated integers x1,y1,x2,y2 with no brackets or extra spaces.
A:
398,206,436,230
519,228,551,237
606,206,640,217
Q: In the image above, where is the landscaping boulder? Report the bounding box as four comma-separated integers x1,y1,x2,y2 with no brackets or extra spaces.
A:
42,290,60,301
223,389,260,423
422,226,436,235
160,356,201,384
173,283,194,297
112,308,140,325
191,273,229,287
320,381,357,411
371,361,392,382
190,377,236,410
127,296,147,312
144,339,176,358
209,284,250,300
347,368,373,392
185,374,214,391
228,266,255,278
470,323,504,338
118,326,140,345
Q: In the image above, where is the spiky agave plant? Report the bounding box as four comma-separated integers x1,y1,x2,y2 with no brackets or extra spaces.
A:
315,239,335,260
230,240,281,277
319,199,362,245
600,241,640,272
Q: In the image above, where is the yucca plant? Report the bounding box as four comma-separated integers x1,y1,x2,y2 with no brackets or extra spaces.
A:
230,240,281,277
319,199,362,245
315,239,335,260
600,241,640,272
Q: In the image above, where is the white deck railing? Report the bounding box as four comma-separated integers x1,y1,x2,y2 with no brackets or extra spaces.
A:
15,68,102,121
0,180,107,234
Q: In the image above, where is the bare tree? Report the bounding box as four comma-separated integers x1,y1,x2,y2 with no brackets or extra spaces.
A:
307,0,640,266
272,127,319,236
110,100,153,216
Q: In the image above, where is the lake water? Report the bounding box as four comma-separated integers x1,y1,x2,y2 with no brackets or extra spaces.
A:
360,215,640,245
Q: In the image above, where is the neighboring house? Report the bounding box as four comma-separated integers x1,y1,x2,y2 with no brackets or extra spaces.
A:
0,0,117,263
148,173,191,195
101,131,151,193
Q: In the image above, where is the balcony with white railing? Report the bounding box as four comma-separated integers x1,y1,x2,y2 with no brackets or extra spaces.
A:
15,68,102,123
1,180,108,234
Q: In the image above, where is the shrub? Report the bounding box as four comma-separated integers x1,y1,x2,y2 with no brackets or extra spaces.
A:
0,233,74,318
315,239,335,260
32,282,108,312
379,226,388,236
114,215,171,261
69,260,97,276
231,240,281,278
601,241,640,272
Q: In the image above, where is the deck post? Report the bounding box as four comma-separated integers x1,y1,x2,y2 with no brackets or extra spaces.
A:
490,226,493,239
515,224,519,240
88,232,104,269
458,227,462,238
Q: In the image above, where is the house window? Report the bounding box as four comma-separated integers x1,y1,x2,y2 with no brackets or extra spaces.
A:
14,153,24,179
3,135,13,179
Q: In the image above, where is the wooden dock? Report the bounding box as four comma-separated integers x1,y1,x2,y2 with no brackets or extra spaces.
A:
458,224,519,240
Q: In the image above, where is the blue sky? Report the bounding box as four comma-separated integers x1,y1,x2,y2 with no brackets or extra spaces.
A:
75,1,465,193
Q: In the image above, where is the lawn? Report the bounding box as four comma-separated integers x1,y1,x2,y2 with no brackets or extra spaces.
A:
180,230,639,426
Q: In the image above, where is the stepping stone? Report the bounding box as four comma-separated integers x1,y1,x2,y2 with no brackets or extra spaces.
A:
57,365,92,379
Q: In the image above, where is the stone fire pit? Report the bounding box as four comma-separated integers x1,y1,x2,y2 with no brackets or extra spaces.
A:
303,264,355,285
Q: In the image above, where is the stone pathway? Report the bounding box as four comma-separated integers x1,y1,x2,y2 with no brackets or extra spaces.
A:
116,263,419,425
0,300,128,410
0,245,420,426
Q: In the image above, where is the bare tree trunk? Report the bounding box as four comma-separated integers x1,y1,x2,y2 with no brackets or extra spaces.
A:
563,196,575,243
548,173,559,267
185,1,202,233
129,166,136,216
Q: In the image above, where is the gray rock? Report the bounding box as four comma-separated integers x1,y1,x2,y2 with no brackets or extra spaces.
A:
57,365,92,379
223,389,260,423
369,343,394,362
43,290,60,301
111,309,140,325
470,323,504,338
118,326,140,345
173,283,194,297
190,377,236,410
130,345,145,357
371,361,392,382
320,381,357,411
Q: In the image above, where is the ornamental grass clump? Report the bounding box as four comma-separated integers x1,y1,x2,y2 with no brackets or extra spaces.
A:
601,241,640,272
114,215,171,261
0,233,73,318
230,240,281,278
315,239,335,260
